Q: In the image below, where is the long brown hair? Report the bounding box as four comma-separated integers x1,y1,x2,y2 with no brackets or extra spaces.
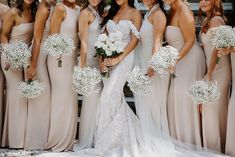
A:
81,0,106,17
198,0,227,33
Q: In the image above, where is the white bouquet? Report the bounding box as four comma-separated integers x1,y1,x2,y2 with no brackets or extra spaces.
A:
127,66,151,95
149,46,179,78
208,25,235,49
43,33,75,67
208,25,235,63
18,80,46,99
187,80,220,105
1,42,31,71
95,31,123,77
72,66,102,96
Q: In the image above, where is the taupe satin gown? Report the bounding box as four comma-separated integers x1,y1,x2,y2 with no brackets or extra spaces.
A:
45,4,80,152
0,4,10,144
225,52,235,157
24,7,53,150
74,6,101,150
1,23,33,148
165,26,206,147
200,16,231,152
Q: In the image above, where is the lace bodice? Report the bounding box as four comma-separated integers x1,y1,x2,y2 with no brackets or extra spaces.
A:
106,20,140,47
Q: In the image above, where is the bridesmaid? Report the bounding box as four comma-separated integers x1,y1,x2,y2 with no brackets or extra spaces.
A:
74,0,104,150
1,0,38,148
0,2,9,145
24,0,56,150
45,0,80,152
219,30,235,157
199,0,231,152
134,0,170,135
163,0,206,146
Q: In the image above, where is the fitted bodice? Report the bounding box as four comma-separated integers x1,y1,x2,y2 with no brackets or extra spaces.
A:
139,5,158,71
86,6,101,67
106,19,140,49
10,23,34,46
59,3,80,48
165,26,186,50
42,6,54,42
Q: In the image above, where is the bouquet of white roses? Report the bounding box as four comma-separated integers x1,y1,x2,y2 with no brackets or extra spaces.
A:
95,31,123,77
72,66,102,96
127,66,151,95
1,42,31,71
43,33,75,67
149,46,179,78
18,80,46,99
208,25,235,63
187,80,220,105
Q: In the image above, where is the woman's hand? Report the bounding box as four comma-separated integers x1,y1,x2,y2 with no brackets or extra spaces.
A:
99,61,109,73
26,64,37,80
103,57,121,67
147,67,155,78
204,73,212,81
217,47,234,56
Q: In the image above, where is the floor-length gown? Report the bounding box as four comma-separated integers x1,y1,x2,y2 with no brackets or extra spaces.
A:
200,16,231,152
74,5,102,150
0,4,9,144
225,48,235,157
165,26,206,146
45,4,80,152
24,7,53,150
1,23,33,148
134,5,170,137
0,19,4,145
37,19,229,157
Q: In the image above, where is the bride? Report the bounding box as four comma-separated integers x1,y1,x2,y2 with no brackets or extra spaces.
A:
38,0,229,156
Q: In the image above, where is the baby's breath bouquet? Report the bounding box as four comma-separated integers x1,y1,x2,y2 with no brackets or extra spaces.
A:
149,46,179,78
1,41,31,71
127,66,151,95
18,80,46,99
208,25,235,63
72,66,102,96
187,80,220,105
43,33,75,67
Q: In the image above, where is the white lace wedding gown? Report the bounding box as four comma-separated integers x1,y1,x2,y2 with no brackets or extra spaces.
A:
37,19,229,157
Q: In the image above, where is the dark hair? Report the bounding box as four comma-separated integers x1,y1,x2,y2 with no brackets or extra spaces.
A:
156,0,166,15
101,0,135,28
16,0,39,20
82,0,106,17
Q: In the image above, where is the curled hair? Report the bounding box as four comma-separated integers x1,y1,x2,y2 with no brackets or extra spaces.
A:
16,0,39,20
198,0,227,33
100,0,135,28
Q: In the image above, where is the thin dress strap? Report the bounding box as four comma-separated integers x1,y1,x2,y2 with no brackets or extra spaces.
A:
211,16,225,25
88,4,101,24
144,4,159,19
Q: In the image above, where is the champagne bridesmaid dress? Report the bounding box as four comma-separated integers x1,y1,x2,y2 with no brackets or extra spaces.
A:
45,4,80,152
0,4,9,144
134,5,170,136
0,18,4,146
165,26,206,146
226,50,235,157
24,8,54,150
1,23,33,148
200,16,231,152
74,5,102,150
